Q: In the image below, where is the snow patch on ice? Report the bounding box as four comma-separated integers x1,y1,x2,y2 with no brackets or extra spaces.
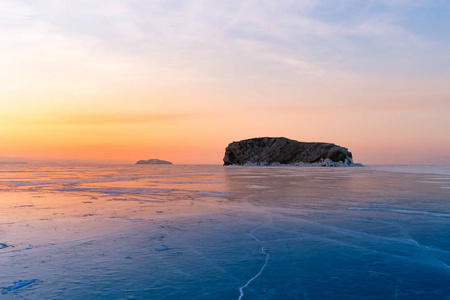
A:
242,158,361,167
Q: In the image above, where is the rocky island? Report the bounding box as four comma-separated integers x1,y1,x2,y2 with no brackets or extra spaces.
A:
136,159,173,165
223,137,357,166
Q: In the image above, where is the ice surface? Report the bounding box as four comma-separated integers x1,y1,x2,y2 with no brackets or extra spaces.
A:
55,187,174,194
349,207,450,217
238,223,270,300
1,279,37,294
195,191,231,198
0,164,450,299
246,185,269,189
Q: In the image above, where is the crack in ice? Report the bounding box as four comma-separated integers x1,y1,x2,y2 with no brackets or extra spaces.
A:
238,223,270,300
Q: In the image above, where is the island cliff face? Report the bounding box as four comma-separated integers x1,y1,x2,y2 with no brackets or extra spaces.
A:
136,159,173,165
223,137,354,166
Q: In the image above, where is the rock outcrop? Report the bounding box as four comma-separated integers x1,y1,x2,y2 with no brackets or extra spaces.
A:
223,137,355,166
136,159,173,165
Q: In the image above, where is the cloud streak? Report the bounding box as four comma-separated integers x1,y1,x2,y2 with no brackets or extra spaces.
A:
4,113,196,126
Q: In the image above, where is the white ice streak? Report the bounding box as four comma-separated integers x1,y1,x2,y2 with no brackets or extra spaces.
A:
238,223,270,300
349,207,450,217
246,185,269,189
370,165,450,176
417,181,450,184
195,191,231,198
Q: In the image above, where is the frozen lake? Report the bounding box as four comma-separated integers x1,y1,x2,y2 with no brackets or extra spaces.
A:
1,164,450,299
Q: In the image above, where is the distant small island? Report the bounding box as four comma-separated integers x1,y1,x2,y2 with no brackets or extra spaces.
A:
136,159,173,165
224,137,359,166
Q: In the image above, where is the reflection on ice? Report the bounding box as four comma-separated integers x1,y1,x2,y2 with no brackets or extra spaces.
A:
0,164,449,299
55,187,174,194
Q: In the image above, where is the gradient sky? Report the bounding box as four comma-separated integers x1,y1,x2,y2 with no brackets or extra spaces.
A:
1,0,449,164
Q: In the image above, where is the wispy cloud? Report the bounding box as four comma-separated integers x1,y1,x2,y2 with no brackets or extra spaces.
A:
2,0,448,86
4,113,196,126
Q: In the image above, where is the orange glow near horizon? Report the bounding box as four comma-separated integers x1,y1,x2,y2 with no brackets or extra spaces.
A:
1,1,449,165
1,103,448,164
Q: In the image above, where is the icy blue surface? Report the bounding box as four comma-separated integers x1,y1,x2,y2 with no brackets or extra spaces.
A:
1,280,36,293
0,164,449,299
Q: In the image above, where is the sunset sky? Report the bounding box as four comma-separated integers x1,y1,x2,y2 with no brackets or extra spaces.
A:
1,0,449,164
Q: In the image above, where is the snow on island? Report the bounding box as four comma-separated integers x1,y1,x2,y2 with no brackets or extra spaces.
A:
223,137,361,166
